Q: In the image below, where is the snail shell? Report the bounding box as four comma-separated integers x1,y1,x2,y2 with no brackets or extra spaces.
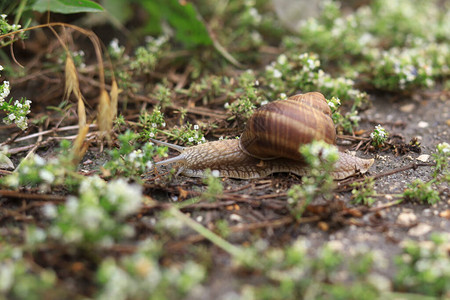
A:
240,92,336,160
153,92,374,179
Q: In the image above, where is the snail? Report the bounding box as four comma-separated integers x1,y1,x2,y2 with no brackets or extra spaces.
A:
152,92,374,180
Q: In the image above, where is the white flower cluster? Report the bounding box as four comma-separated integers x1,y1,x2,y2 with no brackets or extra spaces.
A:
301,140,339,168
436,142,449,154
0,14,21,32
96,241,205,299
326,96,341,111
0,79,10,102
145,35,168,52
265,64,283,79
370,124,389,145
109,38,126,58
126,149,148,170
42,176,143,246
1,65,32,130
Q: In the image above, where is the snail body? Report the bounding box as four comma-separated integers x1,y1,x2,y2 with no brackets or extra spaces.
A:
154,92,374,180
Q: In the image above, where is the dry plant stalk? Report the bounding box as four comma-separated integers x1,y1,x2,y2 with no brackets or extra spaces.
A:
3,22,116,148
110,79,119,120
64,56,82,100
77,94,86,129
97,88,113,141
72,125,90,165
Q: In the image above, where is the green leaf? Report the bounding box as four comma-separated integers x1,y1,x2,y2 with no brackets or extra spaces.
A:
141,0,212,48
32,0,104,14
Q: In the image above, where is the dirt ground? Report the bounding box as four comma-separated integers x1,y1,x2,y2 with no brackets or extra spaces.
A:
146,89,450,297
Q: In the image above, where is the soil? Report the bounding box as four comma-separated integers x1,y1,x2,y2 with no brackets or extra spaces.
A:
149,89,449,297
1,83,449,297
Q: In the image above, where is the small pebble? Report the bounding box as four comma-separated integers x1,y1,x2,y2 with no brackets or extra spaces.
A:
422,209,432,217
408,223,432,236
400,103,415,113
229,214,242,222
439,210,450,219
416,154,430,162
397,211,417,226
418,121,429,128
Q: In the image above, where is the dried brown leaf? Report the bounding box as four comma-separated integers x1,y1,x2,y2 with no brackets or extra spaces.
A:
97,88,112,140
110,79,120,120
64,56,81,100
78,94,86,129
72,125,90,165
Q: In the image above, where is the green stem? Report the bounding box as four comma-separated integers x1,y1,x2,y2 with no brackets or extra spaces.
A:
168,206,244,259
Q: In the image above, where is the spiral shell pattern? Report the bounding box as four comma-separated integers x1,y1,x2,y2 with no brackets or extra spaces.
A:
239,92,336,160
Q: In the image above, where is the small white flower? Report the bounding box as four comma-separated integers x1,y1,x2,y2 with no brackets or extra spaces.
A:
248,8,261,23
277,54,287,65
33,155,46,166
272,69,282,78
0,65,3,71
8,114,15,121
188,137,194,142
65,197,79,215
152,123,157,128
109,38,120,53
39,169,55,183
42,204,58,219
0,14,6,19
193,124,199,130
211,170,220,177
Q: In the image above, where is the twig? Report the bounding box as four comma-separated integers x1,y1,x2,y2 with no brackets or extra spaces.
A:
0,124,97,146
0,189,66,201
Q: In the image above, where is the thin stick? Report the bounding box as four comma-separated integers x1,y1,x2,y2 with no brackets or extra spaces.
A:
169,206,245,258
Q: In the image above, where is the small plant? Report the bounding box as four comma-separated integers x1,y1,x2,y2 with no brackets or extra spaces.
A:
287,141,339,219
104,130,167,178
370,124,389,147
225,70,260,120
34,176,143,247
96,238,206,300
394,234,450,297
201,170,223,202
369,47,434,91
0,245,59,300
167,123,206,146
432,142,449,177
0,14,27,47
139,106,166,140
403,179,440,205
0,66,32,130
129,35,168,74
351,177,377,206
0,140,79,191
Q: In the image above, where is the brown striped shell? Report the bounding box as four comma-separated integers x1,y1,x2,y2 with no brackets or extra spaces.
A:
239,92,336,160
